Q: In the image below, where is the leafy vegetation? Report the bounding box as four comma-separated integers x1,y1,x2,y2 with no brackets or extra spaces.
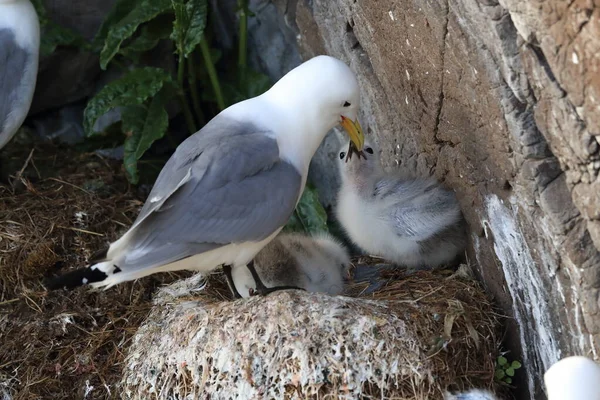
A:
495,355,522,385
87,0,225,182
284,185,329,234
30,0,90,56
32,0,330,235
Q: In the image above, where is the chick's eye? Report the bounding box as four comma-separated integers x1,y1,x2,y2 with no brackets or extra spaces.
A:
343,101,351,107
339,152,346,159
365,147,374,154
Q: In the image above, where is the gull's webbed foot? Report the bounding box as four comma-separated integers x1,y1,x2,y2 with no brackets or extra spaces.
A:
248,285,306,297
246,260,306,297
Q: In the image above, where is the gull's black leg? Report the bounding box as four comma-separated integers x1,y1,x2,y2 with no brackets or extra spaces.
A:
246,260,306,296
222,264,242,299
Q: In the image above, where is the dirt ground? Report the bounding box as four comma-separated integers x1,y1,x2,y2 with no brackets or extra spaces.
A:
0,141,189,399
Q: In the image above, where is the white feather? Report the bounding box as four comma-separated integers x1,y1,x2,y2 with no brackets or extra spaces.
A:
444,389,498,400
0,0,39,150
544,356,600,400
92,230,282,289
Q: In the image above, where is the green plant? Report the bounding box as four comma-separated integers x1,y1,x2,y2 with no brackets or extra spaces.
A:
83,0,271,183
284,185,329,235
34,0,330,236
495,355,522,385
30,0,91,56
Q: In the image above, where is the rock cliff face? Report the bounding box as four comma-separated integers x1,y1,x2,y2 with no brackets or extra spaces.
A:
212,0,600,398
31,0,117,114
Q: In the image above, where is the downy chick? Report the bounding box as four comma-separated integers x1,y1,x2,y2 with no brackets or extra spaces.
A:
444,389,498,400
230,232,350,298
336,139,467,269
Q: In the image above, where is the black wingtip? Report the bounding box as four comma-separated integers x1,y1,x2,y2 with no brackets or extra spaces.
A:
45,267,109,290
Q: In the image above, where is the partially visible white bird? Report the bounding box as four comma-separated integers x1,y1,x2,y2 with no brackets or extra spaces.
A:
0,0,40,150
336,139,467,269
228,232,350,298
544,356,600,400
444,389,498,400
47,55,365,294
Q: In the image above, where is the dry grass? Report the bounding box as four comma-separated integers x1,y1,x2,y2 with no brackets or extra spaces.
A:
0,143,187,399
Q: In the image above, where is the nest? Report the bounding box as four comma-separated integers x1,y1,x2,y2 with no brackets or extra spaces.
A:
121,267,502,399
0,142,187,400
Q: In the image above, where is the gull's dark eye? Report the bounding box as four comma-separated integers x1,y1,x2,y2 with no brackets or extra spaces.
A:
365,147,374,154
343,101,351,107
339,152,346,159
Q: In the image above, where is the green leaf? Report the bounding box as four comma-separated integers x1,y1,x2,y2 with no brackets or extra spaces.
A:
494,369,505,380
83,67,172,136
30,0,89,56
171,0,208,57
30,0,47,21
283,212,304,233
497,356,508,367
244,68,272,98
219,69,272,107
40,22,89,56
94,0,139,49
505,367,515,377
119,14,174,59
293,184,329,235
122,93,169,184
74,121,125,152
505,377,512,385
511,361,522,369
99,0,172,69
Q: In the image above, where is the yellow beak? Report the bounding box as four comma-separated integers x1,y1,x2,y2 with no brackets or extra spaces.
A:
340,116,365,151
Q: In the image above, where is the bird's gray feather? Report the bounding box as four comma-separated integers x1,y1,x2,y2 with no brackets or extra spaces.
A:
0,29,30,134
117,116,302,270
374,177,461,239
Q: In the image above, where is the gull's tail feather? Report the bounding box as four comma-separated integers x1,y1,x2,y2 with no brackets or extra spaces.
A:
45,261,119,290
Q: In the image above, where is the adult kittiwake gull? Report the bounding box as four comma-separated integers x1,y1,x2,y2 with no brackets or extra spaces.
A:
228,232,350,298
544,356,600,400
0,0,40,150
47,55,365,293
336,138,466,269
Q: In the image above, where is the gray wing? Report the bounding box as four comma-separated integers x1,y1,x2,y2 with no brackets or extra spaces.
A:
118,116,302,269
0,29,31,141
374,177,460,239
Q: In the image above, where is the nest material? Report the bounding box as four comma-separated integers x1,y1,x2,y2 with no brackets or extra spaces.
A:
0,143,187,400
122,268,501,399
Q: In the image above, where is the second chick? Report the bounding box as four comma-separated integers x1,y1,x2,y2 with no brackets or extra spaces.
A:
230,232,351,298
336,140,467,269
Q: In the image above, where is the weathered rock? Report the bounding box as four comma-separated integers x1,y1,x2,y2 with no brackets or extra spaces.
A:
29,0,117,115
220,0,600,398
